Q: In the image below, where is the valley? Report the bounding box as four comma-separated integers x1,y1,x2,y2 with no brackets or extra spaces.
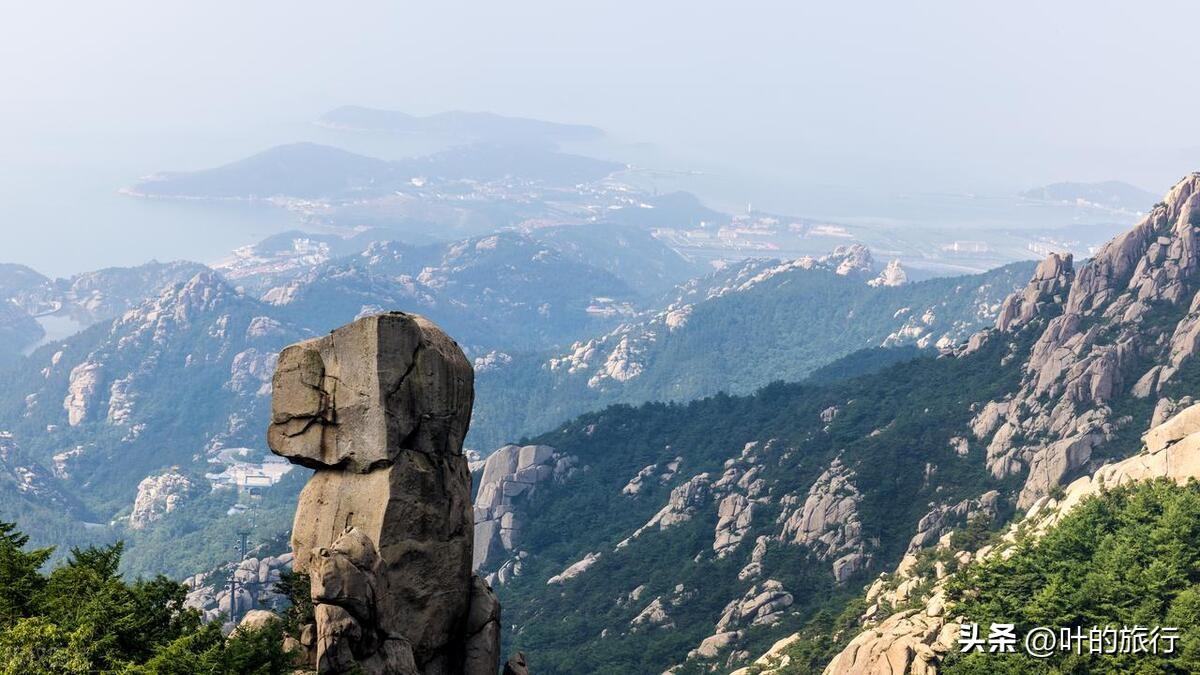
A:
0,108,1196,674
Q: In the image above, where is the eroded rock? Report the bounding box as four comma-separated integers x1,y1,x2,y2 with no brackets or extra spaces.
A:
270,312,499,674
130,469,195,529
474,443,578,577
778,458,872,582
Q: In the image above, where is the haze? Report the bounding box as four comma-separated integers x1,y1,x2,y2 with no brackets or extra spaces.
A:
1,0,1198,275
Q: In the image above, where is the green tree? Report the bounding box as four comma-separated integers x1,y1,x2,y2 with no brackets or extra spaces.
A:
0,522,294,673
0,521,52,626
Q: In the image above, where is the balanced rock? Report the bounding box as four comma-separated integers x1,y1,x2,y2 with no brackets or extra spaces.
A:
269,312,500,675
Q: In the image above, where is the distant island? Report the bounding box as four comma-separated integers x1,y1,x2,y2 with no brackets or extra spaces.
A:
1019,180,1158,214
122,142,624,201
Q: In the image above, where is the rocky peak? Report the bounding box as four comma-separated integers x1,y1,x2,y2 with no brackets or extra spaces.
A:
970,172,1200,508
1065,172,1200,317
826,243,874,277
110,269,243,349
994,251,1074,332
151,270,235,322
867,259,907,287
360,240,415,267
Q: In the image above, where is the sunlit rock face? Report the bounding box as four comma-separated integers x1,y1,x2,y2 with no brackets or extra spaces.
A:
971,174,1200,508
270,312,499,675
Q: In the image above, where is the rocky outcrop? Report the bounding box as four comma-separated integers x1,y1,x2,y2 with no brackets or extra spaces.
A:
63,361,102,426
868,259,908,288
269,312,500,675
715,580,794,632
993,252,1073,332
738,536,769,581
229,348,278,396
630,597,674,630
906,490,1000,553
713,493,754,557
727,634,804,675
817,400,1200,675
621,456,681,495
502,652,529,675
106,375,136,425
473,443,579,579
630,584,696,633
129,469,195,529
0,432,83,517
689,631,743,660
618,473,711,549
823,609,955,675
972,173,1200,508
546,552,600,585
183,552,295,624
777,458,871,582
828,244,875,277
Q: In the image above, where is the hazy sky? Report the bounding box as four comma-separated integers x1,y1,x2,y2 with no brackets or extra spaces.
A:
2,1,1199,273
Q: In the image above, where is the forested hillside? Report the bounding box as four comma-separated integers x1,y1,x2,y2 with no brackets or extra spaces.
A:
471,258,1034,450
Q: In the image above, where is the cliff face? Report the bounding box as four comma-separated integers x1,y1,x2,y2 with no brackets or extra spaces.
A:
268,312,500,675
730,173,1200,675
973,173,1200,508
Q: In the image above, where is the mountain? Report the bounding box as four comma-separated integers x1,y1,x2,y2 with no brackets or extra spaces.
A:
317,106,605,144
219,223,702,300
0,263,55,312
0,264,54,360
0,260,208,361
398,143,623,185
519,222,706,295
1020,180,1159,214
51,260,212,323
0,260,207,325
125,142,623,200
0,229,648,573
478,331,1025,673
469,246,1034,450
7,169,1194,671
253,231,639,354
0,431,91,525
0,271,306,510
468,173,1200,672
127,143,398,200
0,299,43,362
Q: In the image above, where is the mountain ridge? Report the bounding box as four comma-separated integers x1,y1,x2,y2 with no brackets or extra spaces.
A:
468,172,1200,673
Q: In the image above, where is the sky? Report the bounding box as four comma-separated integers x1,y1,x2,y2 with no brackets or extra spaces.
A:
1,1,1198,273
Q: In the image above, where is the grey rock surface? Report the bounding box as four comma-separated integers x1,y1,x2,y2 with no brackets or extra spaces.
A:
270,312,499,674
473,443,578,578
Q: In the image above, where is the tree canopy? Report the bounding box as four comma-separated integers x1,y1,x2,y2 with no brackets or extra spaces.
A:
0,521,293,674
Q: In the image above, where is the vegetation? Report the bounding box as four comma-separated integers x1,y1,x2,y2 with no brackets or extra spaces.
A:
494,331,1030,673
0,521,293,673
743,596,867,674
943,480,1200,673
471,260,1035,451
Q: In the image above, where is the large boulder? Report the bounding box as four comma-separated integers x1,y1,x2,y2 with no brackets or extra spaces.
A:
270,312,499,674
